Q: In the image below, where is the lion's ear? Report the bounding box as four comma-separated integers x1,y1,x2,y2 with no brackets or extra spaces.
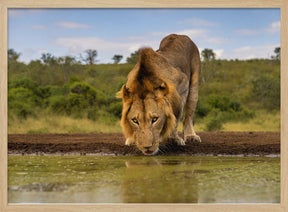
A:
117,84,132,101
154,82,169,98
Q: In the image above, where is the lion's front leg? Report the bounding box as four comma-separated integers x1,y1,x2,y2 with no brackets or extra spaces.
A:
169,127,186,146
183,70,201,143
183,109,201,143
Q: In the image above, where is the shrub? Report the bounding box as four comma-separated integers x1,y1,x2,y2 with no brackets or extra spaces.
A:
67,93,86,116
8,87,37,119
108,101,122,118
205,110,224,131
8,79,50,107
251,74,280,110
69,81,107,106
48,95,68,114
195,100,211,117
87,107,100,121
208,95,231,111
229,101,241,112
8,78,38,91
9,101,34,119
45,85,67,96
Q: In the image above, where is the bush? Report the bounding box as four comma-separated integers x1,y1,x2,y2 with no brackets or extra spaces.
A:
208,95,231,112
8,79,50,107
87,107,99,121
199,95,255,131
196,100,211,117
108,101,122,118
48,95,68,114
69,81,107,106
229,101,241,112
9,101,34,119
205,110,223,131
8,78,38,91
251,74,280,110
45,85,67,96
8,87,37,119
66,93,86,117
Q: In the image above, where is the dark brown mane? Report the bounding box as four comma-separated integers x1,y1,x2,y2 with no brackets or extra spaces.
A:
129,48,169,99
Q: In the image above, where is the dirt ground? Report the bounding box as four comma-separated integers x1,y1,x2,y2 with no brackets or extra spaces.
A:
8,132,280,156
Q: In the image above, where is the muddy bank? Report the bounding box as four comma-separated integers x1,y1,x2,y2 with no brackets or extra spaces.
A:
8,132,280,156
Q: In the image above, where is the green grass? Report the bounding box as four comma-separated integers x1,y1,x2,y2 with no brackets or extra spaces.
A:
178,110,280,132
8,112,122,134
8,110,279,134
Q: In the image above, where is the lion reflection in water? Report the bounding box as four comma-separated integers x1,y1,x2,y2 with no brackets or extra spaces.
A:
123,159,200,203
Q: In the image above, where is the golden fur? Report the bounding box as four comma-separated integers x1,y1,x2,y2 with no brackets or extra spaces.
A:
118,34,201,155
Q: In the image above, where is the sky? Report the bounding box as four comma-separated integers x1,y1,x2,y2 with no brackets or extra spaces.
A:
8,8,280,64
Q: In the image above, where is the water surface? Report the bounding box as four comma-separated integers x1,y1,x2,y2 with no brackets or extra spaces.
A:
8,155,280,203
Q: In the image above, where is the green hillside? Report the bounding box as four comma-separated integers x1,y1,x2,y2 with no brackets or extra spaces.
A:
8,52,280,134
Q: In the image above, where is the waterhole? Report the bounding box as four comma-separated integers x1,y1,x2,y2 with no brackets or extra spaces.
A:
8,155,280,203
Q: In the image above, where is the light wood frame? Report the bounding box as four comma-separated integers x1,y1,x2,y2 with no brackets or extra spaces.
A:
0,0,287,211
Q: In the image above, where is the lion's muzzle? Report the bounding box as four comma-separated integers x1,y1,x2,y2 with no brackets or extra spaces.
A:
135,129,160,155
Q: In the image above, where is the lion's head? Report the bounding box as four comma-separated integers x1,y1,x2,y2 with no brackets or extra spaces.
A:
118,48,181,155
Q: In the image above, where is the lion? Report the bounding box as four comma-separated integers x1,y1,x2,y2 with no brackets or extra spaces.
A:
118,34,201,155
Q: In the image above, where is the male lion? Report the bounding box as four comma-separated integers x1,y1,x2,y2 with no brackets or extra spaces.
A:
118,34,201,155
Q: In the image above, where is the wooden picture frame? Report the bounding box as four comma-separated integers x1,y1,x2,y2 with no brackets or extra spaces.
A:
0,0,287,211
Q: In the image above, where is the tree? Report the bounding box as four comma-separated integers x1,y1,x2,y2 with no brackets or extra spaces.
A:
201,48,215,62
41,53,57,66
58,56,78,83
200,48,217,84
273,47,280,60
8,49,21,62
112,55,123,64
83,49,98,65
126,49,140,64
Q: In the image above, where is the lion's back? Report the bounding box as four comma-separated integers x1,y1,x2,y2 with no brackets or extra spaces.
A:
158,34,200,78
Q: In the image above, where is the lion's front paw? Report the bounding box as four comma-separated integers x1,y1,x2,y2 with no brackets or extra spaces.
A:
185,134,201,143
175,137,186,146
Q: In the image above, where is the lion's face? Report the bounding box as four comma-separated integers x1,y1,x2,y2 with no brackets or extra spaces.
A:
126,96,166,155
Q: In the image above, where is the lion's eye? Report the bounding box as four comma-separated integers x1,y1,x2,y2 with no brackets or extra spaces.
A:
152,117,159,124
132,118,139,125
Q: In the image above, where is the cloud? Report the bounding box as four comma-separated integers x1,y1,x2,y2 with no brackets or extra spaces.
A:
148,29,207,39
54,36,158,63
176,29,208,38
235,29,259,36
230,44,279,59
178,18,219,27
235,20,280,36
214,49,224,59
56,21,92,29
54,30,227,63
204,37,227,45
32,25,47,30
148,29,225,45
267,21,280,34
54,30,210,56
55,37,135,52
